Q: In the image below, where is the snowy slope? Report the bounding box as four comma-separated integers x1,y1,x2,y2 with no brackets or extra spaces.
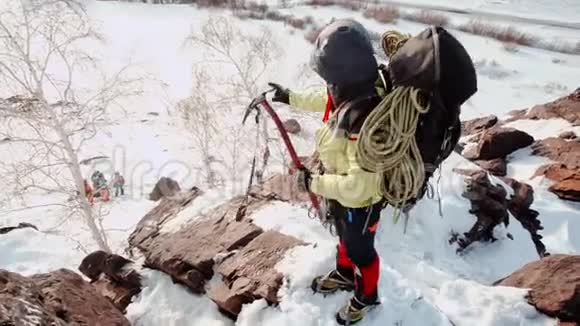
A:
1,1,579,326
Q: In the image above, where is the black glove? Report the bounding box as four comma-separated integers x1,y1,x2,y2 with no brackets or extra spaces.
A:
268,82,290,105
296,167,312,192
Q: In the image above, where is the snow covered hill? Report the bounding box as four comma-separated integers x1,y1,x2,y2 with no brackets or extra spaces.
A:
1,1,579,325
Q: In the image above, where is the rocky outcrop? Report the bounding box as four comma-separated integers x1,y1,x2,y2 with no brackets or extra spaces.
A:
463,126,534,161
496,255,580,324
461,115,498,136
79,251,142,312
452,170,547,257
505,88,580,125
0,222,38,235
559,131,577,140
283,118,302,134
129,187,203,251
531,137,580,169
531,139,580,202
129,175,308,319
208,231,304,317
474,158,507,176
525,88,580,125
0,269,130,326
149,177,182,201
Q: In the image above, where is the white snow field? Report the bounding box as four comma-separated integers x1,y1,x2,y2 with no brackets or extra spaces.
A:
1,1,579,325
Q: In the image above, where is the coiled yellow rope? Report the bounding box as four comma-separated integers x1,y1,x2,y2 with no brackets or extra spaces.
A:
356,30,430,209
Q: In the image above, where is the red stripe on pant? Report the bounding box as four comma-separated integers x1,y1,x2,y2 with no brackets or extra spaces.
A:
337,241,352,269
357,255,380,298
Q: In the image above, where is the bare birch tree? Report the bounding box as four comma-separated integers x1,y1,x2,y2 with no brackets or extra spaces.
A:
180,16,282,185
0,0,142,252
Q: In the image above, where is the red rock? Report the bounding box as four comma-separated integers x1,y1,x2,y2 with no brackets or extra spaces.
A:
532,138,580,169
549,179,580,202
130,183,308,319
29,269,131,325
505,108,528,122
79,251,142,312
149,177,182,201
141,216,263,294
496,255,580,323
534,164,580,182
283,118,302,134
525,88,580,125
559,131,578,140
0,269,130,326
0,270,64,325
461,115,498,136
475,158,507,176
532,162,580,203
129,187,203,251
208,230,305,316
470,127,534,160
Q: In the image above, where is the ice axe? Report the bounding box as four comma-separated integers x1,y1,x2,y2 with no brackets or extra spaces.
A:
241,89,321,216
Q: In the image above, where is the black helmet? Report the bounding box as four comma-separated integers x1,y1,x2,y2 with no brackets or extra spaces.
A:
310,19,378,86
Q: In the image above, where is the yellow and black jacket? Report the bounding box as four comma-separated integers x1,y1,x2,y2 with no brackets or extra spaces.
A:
290,87,384,208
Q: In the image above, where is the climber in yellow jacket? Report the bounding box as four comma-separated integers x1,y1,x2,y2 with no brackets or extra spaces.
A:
269,19,386,325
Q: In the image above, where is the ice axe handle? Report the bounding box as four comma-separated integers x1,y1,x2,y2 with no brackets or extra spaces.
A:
255,98,321,214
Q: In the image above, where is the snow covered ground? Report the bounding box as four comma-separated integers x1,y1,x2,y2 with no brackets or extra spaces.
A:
1,1,579,325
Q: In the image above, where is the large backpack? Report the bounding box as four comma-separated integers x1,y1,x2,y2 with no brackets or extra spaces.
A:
387,26,477,200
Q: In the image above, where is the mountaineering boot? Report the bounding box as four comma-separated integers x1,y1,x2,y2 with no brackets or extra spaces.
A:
311,270,355,294
335,295,380,325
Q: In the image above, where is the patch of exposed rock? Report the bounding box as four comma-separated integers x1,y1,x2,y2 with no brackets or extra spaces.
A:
0,269,130,326
149,177,182,201
128,174,308,319
496,255,580,324
79,251,142,312
0,222,38,235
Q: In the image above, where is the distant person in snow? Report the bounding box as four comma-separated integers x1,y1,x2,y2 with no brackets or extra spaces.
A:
91,170,103,191
270,19,385,325
90,170,110,202
112,172,125,197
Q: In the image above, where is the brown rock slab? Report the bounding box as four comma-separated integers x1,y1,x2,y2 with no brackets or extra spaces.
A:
559,131,578,140
0,270,65,326
471,127,534,160
131,182,309,319
142,217,263,294
525,88,580,125
209,230,305,316
79,251,142,312
531,137,580,169
550,179,580,202
533,163,580,202
129,187,203,252
496,255,580,323
149,176,182,201
461,115,498,136
475,158,507,176
283,118,302,134
0,269,130,326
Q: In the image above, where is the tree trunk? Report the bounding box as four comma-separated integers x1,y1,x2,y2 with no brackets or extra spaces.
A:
49,108,112,253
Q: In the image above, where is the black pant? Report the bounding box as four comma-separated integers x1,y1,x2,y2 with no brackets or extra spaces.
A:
331,200,383,268
329,199,383,301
